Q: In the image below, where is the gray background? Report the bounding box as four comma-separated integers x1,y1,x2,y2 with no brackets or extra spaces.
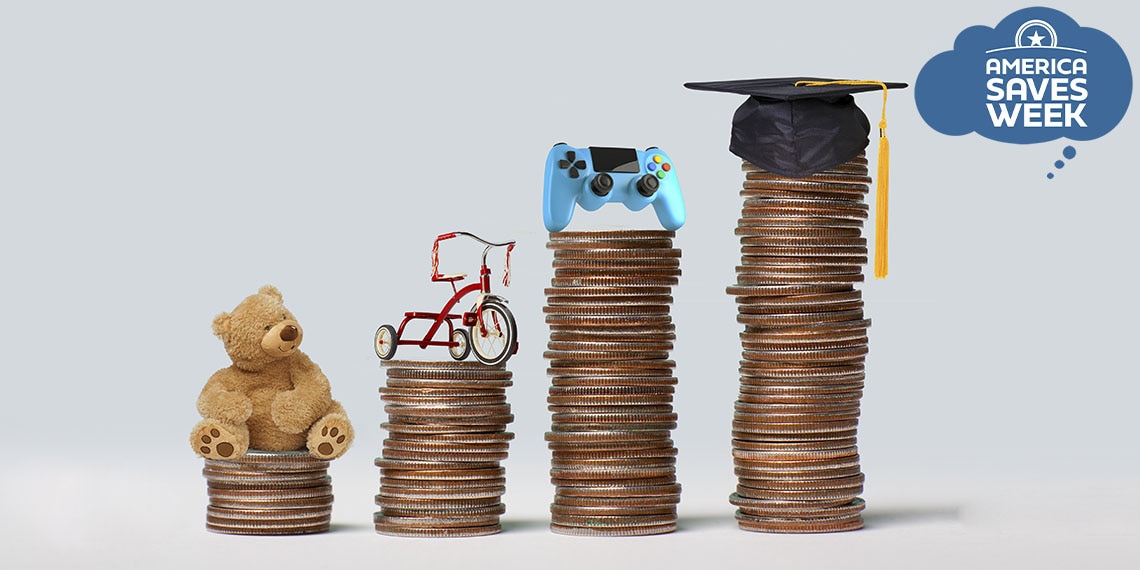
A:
1,1,1137,568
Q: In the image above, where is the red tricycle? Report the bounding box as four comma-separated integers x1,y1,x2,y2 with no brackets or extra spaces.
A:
374,232,518,366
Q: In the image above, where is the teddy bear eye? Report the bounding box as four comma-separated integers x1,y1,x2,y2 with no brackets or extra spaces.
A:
264,325,272,331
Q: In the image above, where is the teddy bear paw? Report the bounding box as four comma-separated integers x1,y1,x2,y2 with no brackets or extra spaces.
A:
191,421,248,460
307,415,353,460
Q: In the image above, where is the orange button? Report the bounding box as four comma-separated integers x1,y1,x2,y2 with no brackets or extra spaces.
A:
662,163,671,171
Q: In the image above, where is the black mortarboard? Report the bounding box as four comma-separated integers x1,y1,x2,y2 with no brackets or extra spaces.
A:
684,77,907,279
683,77,907,179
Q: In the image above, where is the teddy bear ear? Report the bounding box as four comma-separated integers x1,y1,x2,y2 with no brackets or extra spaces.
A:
259,285,283,301
212,312,231,338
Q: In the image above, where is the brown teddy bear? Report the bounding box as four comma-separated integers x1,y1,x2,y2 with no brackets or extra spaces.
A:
190,285,353,460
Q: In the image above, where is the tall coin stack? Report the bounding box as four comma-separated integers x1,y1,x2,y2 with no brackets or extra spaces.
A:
375,360,515,537
545,230,682,537
726,154,871,533
202,450,333,535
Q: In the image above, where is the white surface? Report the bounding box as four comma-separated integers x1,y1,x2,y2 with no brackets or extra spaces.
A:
2,455,1138,569
1,1,1138,568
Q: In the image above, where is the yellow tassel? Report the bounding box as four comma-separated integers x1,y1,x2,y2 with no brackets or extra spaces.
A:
875,128,889,279
796,80,892,279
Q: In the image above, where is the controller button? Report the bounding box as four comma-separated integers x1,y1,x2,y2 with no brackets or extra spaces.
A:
637,174,659,197
662,163,671,172
657,170,666,179
653,155,663,164
558,151,587,179
647,162,657,172
591,173,614,196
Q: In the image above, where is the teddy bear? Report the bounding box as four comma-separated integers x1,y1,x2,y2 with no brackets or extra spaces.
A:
190,285,353,461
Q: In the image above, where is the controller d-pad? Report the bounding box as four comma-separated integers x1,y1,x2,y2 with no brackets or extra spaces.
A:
559,151,587,179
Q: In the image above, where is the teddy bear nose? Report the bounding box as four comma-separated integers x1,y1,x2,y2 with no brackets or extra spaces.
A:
280,325,299,342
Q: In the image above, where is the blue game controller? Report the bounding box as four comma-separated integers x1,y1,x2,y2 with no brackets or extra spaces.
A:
543,143,686,232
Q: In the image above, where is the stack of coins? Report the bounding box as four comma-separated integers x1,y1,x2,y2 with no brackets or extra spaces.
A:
726,155,871,533
375,360,515,538
202,450,333,535
544,230,682,537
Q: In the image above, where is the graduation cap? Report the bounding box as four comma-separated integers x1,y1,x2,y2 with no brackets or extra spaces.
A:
683,77,907,278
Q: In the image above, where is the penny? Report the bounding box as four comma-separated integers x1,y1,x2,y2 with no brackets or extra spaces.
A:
376,486,507,500
207,521,330,535
555,494,681,507
548,394,674,407
550,275,680,288
387,432,515,444
206,504,331,520
383,439,511,452
554,483,682,498
552,447,679,460
373,496,504,510
380,503,507,517
544,430,674,444
548,338,675,351
546,296,676,308
374,522,502,538
381,422,510,435
727,283,854,297
552,258,681,270
734,473,865,491
732,438,859,452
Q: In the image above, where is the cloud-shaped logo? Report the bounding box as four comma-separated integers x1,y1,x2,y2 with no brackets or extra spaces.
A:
916,7,1131,144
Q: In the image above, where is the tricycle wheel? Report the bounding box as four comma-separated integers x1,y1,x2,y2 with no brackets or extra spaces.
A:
449,329,471,360
375,325,398,360
470,301,517,366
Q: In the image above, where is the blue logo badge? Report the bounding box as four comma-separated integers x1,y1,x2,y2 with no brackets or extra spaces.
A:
916,7,1131,152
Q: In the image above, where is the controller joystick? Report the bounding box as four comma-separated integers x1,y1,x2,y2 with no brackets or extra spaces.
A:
543,144,686,232
591,173,614,196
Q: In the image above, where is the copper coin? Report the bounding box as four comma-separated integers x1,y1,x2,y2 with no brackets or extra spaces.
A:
552,447,678,460
208,495,334,510
381,467,506,481
554,494,681,507
386,432,515,444
207,485,332,501
544,430,674,444
735,512,863,534
382,360,508,371
545,285,675,297
547,339,675,352
548,394,674,407
731,429,859,442
552,411,678,424
553,483,682,498
383,439,511,453
374,514,503,530
379,503,506,517
374,522,501,538
552,258,681,270
733,473,865,491
733,498,865,520
376,487,506,500
374,458,503,471
550,503,677,517
549,522,676,536
549,405,675,415
207,520,329,535
542,303,672,316
550,513,677,528
735,465,863,481
551,276,679,288
732,437,858,452
727,284,854,297
374,496,503,510
741,180,869,195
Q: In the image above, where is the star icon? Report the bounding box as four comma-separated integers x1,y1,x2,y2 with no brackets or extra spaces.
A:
1027,30,1046,46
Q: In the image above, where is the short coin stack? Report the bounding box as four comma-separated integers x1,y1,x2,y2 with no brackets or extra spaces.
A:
545,230,682,537
202,450,333,535
726,155,871,533
375,360,515,537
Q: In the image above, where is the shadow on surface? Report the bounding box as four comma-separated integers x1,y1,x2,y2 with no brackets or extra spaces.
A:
863,505,961,529
501,518,551,533
330,522,375,533
677,514,734,532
